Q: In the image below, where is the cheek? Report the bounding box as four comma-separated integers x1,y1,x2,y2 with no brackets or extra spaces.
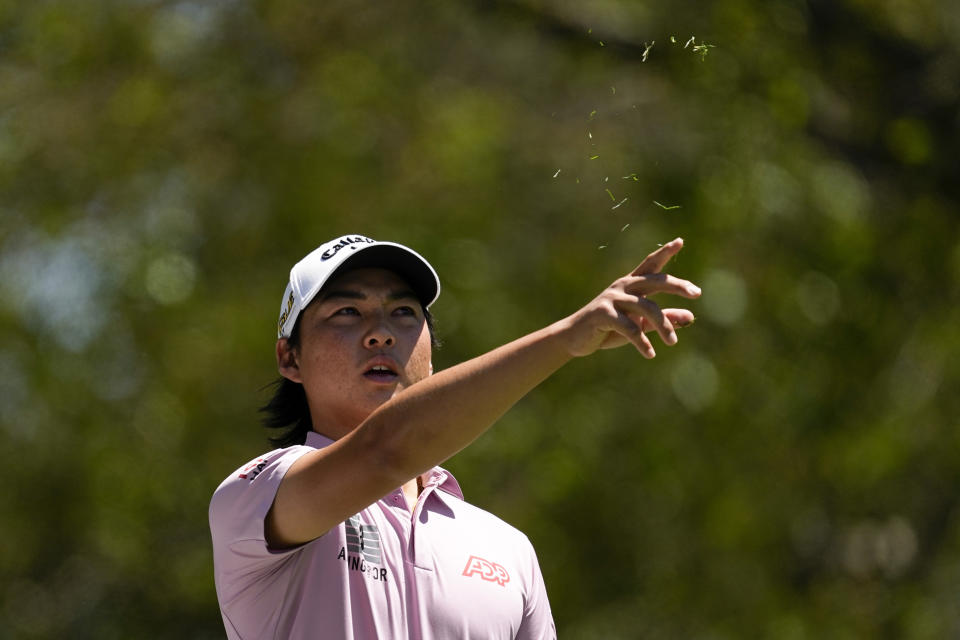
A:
298,359,337,394
409,329,433,376
298,340,350,389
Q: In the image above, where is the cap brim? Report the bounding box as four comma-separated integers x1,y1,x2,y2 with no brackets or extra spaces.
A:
334,244,440,308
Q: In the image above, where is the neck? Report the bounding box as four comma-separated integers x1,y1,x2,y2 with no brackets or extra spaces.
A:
401,476,422,512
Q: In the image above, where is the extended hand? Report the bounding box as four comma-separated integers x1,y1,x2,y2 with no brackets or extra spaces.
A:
561,238,701,359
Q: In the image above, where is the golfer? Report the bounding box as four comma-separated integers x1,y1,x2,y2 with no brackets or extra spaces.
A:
209,234,700,639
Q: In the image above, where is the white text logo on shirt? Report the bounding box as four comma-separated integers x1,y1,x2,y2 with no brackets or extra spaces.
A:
337,516,388,582
462,555,510,587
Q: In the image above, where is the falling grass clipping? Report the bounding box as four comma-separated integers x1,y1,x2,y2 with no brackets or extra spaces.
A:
653,200,681,210
642,41,654,62
684,35,715,61
664,35,716,61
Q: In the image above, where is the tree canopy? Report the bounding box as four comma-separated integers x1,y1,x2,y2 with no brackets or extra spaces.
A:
2,0,959,637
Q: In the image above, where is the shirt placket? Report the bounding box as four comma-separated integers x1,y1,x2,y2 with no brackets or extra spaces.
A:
381,488,415,566
378,489,420,638
410,470,447,571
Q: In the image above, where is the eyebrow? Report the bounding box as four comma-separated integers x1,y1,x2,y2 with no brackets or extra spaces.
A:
319,288,420,304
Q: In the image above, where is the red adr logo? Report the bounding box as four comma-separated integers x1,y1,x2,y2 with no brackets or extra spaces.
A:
462,555,510,586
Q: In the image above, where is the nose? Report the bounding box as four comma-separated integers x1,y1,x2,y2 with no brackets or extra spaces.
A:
364,317,395,348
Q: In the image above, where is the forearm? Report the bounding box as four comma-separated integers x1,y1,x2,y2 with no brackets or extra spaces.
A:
350,318,576,479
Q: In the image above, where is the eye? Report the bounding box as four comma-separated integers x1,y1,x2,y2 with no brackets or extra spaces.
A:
393,305,418,317
332,307,360,317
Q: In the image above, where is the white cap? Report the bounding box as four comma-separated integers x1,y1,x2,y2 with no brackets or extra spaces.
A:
277,234,441,339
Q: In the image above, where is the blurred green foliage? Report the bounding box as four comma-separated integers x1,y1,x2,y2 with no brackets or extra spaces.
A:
2,0,959,637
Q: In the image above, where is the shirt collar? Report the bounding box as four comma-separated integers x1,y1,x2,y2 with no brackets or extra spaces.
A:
304,431,464,500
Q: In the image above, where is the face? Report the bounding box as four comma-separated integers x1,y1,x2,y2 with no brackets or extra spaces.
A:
276,267,433,439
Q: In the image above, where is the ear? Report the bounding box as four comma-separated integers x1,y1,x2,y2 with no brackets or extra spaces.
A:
276,338,302,383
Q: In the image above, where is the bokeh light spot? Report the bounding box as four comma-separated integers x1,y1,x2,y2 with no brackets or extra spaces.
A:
795,270,840,325
145,253,196,305
670,351,719,412
811,162,870,224
700,268,748,326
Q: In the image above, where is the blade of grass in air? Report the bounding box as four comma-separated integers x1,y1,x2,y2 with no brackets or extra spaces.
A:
691,42,715,61
642,41,654,62
683,36,715,61
653,200,681,210
605,188,616,202
612,198,629,210
553,169,562,178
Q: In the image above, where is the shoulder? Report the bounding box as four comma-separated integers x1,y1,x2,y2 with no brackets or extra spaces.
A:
209,444,314,536
212,444,312,496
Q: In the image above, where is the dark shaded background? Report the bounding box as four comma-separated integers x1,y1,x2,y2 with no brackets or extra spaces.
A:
2,0,958,637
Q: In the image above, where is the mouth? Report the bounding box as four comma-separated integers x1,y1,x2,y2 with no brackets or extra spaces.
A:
363,364,399,383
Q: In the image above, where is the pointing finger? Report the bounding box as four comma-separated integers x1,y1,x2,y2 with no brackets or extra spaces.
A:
632,237,684,276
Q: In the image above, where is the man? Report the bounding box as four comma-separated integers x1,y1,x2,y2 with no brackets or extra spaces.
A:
209,234,700,639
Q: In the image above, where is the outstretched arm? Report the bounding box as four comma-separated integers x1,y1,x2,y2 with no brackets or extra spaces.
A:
267,238,700,547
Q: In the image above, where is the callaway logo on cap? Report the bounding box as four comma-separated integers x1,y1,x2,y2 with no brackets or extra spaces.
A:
276,235,441,339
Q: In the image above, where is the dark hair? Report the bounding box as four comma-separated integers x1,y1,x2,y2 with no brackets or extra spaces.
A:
259,308,439,448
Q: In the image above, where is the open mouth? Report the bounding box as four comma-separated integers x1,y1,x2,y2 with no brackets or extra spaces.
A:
363,365,399,382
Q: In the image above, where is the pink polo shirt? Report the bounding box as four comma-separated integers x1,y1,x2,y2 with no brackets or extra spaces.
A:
209,432,556,639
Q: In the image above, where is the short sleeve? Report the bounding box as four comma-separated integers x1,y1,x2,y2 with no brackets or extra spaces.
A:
516,538,557,640
208,445,312,602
